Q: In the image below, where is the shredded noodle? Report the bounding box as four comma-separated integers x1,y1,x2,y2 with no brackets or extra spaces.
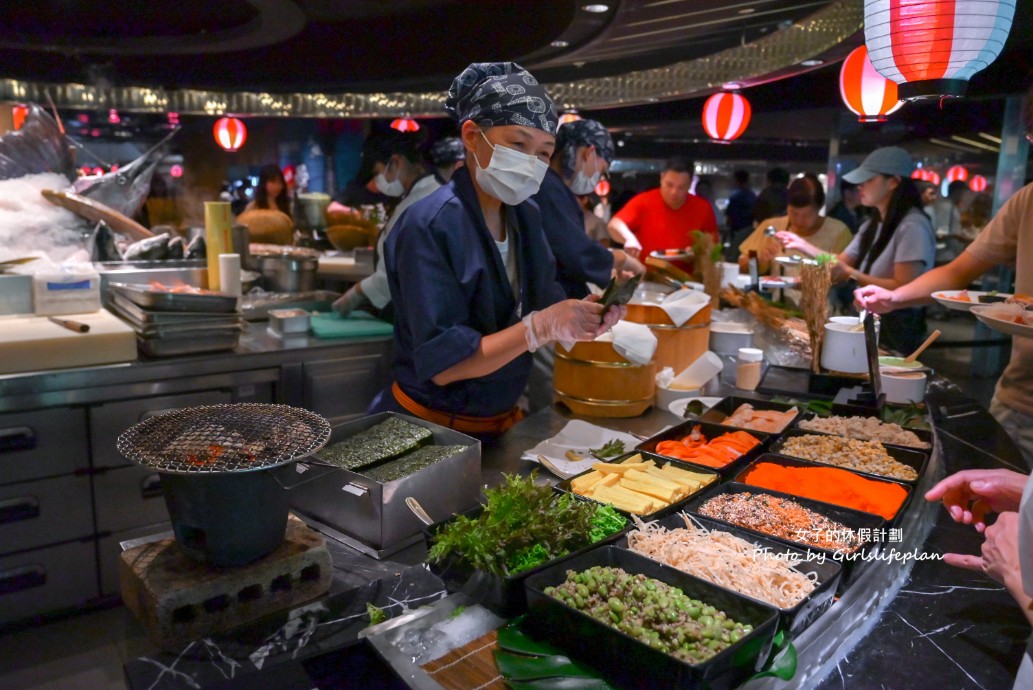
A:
626,514,818,609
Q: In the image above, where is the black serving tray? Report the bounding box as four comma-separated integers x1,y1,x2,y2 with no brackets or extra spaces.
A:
790,411,934,451
635,419,772,478
770,428,929,486
694,395,803,434
615,512,841,637
683,481,885,588
423,505,630,618
524,545,779,690
556,450,720,521
735,453,913,524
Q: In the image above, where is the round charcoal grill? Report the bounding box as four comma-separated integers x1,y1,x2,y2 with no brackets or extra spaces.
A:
117,403,330,474
117,404,331,567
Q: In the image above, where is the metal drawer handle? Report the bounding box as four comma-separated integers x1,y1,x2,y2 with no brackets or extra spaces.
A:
140,474,163,499
0,496,40,524
0,564,46,595
0,426,35,453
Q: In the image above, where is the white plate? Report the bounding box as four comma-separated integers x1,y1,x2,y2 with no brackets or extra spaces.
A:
759,276,801,290
667,396,723,418
932,290,1012,313
971,305,1033,338
521,420,641,478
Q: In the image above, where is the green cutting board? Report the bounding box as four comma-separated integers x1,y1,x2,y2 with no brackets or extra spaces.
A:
310,312,394,339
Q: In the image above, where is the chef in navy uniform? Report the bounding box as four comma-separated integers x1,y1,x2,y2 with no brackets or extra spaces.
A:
368,62,624,437
533,118,644,298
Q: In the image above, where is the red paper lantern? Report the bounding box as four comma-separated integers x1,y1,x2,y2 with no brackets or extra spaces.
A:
701,92,751,143
11,104,28,130
390,118,420,133
595,178,611,197
946,165,969,183
969,174,988,192
863,0,1016,100
839,46,904,122
213,116,247,152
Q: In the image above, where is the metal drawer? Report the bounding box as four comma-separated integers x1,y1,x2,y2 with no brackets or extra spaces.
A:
93,465,169,533
303,354,389,425
90,390,233,468
0,474,94,554
0,539,98,625
0,407,89,484
97,522,170,597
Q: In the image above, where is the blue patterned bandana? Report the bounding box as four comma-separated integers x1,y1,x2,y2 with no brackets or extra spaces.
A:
555,118,615,177
446,62,557,135
429,137,465,167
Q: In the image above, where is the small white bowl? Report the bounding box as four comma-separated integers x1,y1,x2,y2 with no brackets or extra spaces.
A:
881,371,927,404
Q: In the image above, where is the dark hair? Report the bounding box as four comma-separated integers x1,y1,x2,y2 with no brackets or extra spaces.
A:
840,179,858,193
767,167,790,186
855,176,923,273
947,179,969,200
379,132,423,165
662,156,694,175
733,169,750,186
787,173,825,210
255,164,290,215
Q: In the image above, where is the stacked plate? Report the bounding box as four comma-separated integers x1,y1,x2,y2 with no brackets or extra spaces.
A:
107,282,243,357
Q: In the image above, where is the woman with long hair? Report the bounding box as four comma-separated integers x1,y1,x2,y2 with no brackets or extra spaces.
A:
245,164,291,216
779,147,935,353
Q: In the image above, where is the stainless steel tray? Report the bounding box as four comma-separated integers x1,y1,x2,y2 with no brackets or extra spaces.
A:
287,412,481,557
136,331,240,357
109,282,240,313
109,291,240,326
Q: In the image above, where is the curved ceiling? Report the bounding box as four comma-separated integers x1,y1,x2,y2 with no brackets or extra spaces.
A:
0,0,860,115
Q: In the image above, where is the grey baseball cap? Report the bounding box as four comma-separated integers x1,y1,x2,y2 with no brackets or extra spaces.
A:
843,146,915,184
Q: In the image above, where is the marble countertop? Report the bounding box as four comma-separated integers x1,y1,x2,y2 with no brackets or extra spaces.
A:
123,377,1030,690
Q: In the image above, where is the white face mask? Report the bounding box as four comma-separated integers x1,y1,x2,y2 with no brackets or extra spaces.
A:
374,162,405,197
474,130,549,205
568,149,600,196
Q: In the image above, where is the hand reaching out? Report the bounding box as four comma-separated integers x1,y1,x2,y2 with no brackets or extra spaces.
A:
925,468,1028,533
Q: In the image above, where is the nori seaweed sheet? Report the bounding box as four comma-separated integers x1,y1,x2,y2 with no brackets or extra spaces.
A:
359,445,466,483
316,417,433,471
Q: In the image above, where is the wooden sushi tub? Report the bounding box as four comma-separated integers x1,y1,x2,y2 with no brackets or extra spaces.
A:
625,299,711,373
553,340,656,418
286,412,481,558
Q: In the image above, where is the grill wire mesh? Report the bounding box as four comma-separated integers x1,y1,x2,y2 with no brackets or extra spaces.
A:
117,403,331,474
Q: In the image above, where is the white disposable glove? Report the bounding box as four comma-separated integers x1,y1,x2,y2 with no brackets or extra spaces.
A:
332,284,369,316
523,299,609,352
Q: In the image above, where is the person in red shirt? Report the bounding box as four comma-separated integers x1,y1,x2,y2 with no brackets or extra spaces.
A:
607,156,719,258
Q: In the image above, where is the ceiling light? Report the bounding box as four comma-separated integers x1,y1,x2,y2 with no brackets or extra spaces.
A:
582,4,610,13
800,59,823,66
977,132,1002,144
738,8,755,14
550,40,570,48
721,82,742,90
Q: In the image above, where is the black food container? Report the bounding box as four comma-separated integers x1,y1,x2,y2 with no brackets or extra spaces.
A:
524,545,779,690
555,450,720,520
770,428,929,485
696,395,802,434
635,420,771,478
615,512,842,636
734,453,914,524
423,505,630,617
790,411,934,451
683,481,885,588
